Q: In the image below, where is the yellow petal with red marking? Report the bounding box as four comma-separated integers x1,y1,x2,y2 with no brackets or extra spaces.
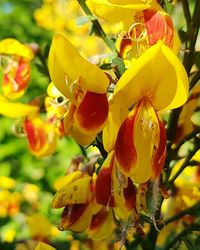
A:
103,103,128,152
143,8,174,48
59,203,93,232
115,106,139,177
88,207,114,240
2,58,31,100
115,99,166,184
48,33,109,96
113,41,188,111
0,38,34,60
74,91,108,135
113,167,136,219
95,151,115,207
24,117,57,158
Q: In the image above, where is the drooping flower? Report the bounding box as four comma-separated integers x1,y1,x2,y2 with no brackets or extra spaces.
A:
104,41,188,184
48,33,109,145
0,38,34,100
52,170,115,240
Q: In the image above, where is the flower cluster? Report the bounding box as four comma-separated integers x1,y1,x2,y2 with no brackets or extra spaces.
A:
1,0,200,249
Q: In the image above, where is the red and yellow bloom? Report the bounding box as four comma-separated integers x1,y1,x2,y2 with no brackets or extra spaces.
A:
103,41,188,184
48,33,109,145
0,38,34,100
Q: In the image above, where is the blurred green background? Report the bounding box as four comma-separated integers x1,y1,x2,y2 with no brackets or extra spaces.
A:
0,1,82,249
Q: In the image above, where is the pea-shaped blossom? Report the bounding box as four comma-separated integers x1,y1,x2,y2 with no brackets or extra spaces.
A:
48,33,109,145
0,38,34,100
52,171,114,240
104,41,189,184
88,0,179,57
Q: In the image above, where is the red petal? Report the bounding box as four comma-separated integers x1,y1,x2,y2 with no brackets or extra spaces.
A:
15,58,30,90
123,178,136,210
115,104,140,176
90,207,108,231
144,9,174,48
95,156,115,207
119,34,132,58
75,91,108,133
61,203,88,227
24,118,46,152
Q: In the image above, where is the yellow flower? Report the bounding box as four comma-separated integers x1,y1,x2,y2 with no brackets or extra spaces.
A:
104,41,188,184
48,33,109,145
0,38,34,100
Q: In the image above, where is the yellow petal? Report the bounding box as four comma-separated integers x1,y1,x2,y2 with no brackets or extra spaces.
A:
48,33,109,96
35,242,56,250
52,175,92,208
103,102,128,152
54,171,83,191
60,203,93,232
113,41,188,111
0,38,34,60
88,207,114,240
88,0,150,29
0,95,39,118
70,125,97,146
47,82,63,98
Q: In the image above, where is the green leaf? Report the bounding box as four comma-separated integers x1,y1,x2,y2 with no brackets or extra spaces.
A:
194,235,200,249
112,57,126,76
182,237,194,250
100,63,112,70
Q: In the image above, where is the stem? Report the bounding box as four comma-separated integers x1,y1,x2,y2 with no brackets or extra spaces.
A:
37,50,51,81
162,224,200,250
168,142,200,186
163,201,200,227
78,145,88,159
181,0,200,74
166,107,182,142
77,0,119,57
189,70,200,90
172,127,200,154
